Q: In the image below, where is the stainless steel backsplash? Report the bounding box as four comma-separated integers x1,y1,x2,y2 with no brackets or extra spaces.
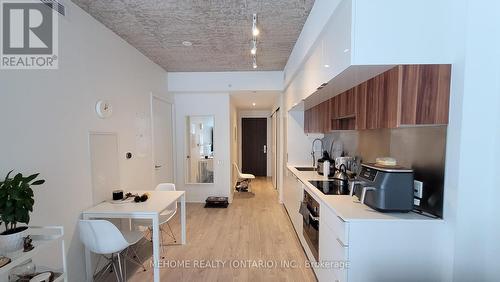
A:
323,126,447,217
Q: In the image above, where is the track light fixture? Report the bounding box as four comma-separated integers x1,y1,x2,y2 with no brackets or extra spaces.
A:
252,14,259,36
251,14,259,69
251,40,257,55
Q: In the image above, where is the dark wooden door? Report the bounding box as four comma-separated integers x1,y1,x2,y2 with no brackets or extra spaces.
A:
242,118,267,176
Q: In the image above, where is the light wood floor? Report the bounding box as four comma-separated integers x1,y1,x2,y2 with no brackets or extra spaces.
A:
108,177,316,282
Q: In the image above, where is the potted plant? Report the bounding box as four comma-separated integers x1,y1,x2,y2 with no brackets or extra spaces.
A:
0,171,44,253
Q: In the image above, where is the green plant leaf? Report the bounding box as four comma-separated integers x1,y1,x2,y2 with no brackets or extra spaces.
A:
0,170,41,231
31,179,45,186
3,170,13,182
24,173,39,183
13,173,23,183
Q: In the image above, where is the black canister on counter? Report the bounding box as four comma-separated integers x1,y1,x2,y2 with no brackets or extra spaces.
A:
112,189,124,200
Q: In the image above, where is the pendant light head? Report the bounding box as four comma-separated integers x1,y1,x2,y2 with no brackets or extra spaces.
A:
252,14,259,36
250,40,257,55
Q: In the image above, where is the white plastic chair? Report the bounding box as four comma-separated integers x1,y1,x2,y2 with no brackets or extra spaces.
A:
233,163,255,193
79,220,145,281
134,183,177,255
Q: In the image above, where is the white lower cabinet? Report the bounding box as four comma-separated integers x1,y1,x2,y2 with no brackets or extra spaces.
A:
317,205,446,282
283,169,304,235
285,169,446,282
318,208,348,282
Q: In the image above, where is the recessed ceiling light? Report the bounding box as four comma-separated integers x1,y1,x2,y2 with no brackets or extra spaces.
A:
252,102,256,106
182,41,192,47
324,64,330,68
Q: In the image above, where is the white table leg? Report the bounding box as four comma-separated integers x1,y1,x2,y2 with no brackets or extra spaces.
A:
152,213,160,282
181,194,186,244
82,214,92,282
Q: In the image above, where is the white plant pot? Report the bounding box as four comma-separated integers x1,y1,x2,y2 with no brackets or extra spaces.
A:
0,227,28,254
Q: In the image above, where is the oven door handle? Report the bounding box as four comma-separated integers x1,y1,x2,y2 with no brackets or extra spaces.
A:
309,213,319,222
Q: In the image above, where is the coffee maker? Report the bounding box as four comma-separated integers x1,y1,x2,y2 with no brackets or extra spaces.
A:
349,163,414,212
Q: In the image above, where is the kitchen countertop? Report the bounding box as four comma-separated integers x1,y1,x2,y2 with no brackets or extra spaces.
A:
287,165,442,222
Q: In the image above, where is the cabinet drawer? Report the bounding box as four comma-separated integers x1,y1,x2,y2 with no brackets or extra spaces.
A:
331,235,348,282
319,218,348,282
321,206,348,245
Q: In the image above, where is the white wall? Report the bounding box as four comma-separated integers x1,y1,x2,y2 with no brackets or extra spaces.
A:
237,110,272,177
443,0,500,281
168,71,283,93
229,98,239,202
0,1,168,280
174,93,231,202
286,110,324,167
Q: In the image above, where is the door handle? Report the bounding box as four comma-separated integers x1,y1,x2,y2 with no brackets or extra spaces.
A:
155,165,162,169
263,145,267,154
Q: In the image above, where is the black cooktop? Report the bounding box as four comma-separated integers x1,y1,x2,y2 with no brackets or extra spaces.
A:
309,180,350,195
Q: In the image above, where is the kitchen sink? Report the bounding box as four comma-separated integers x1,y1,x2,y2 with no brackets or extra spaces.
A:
294,167,316,171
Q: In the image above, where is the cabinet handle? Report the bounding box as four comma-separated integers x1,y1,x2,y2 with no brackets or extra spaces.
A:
336,237,348,248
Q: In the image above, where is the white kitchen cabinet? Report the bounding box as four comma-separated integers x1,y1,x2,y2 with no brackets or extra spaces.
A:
318,220,347,282
351,0,453,65
284,0,453,111
291,175,304,232
283,168,303,233
287,167,447,282
319,208,349,282
318,204,447,282
284,0,352,110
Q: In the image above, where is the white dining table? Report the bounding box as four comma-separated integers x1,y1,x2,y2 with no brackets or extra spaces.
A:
81,190,186,282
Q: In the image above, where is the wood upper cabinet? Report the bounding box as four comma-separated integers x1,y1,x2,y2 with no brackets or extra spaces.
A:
304,100,330,134
355,82,368,130
356,64,450,129
399,65,451,125
320,100,331,133
304,108,311,133
305,64,451,132
330,89,356,130
337,89,356,118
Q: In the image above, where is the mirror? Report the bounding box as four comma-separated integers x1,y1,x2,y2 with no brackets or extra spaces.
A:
186,116,214,184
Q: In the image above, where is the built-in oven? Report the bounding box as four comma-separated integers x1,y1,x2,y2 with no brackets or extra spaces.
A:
300,190,319,261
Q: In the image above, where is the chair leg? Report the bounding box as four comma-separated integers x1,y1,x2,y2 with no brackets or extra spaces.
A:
93,255,103,278
112,254,121,282
166,222,177,243
94,256,113,282
160,226,166,259
125,245,147,272
117,253,124,282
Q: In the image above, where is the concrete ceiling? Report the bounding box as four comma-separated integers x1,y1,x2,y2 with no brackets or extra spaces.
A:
71,0,314,72
231,91,281,110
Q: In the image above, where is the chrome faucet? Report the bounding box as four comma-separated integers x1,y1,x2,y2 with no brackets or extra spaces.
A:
311,138,323,167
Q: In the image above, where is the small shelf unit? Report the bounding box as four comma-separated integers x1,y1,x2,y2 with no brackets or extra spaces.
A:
0,226,67,282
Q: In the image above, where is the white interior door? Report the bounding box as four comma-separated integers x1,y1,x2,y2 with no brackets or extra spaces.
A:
152,96,174,186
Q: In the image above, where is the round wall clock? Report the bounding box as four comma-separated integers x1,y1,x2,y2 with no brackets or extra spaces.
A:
95,100,113,118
